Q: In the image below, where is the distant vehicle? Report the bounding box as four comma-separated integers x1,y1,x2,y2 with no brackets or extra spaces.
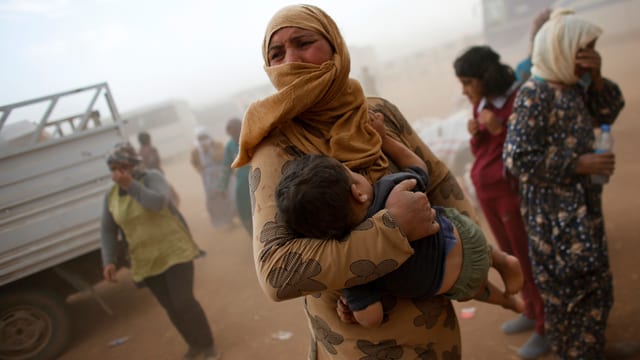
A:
0,83,128,360
121,99,198,161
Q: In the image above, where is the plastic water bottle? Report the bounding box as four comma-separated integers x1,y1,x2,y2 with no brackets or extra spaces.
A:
590,124,613,185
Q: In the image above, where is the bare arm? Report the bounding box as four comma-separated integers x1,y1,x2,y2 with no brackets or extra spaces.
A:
370,110,426,171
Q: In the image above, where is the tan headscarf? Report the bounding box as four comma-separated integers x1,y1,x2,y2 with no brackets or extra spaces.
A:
531,8,602,85
232,4,387,181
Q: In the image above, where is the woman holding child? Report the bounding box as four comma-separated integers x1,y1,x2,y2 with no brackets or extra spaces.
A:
232,4,479,359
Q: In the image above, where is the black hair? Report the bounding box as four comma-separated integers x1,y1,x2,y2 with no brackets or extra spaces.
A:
453,46,516,97
275,154,353,240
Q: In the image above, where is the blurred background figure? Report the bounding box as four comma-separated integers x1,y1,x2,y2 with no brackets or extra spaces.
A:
191,126,236,229
454,45,549,359
137,131,162,171
137,131,181,207
218,118,252,236
100,141,220,360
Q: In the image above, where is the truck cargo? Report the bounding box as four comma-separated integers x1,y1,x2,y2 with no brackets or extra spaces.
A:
0,83,127,360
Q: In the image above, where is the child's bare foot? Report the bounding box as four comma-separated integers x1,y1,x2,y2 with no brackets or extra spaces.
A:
503,294,525,313
494,253,524,295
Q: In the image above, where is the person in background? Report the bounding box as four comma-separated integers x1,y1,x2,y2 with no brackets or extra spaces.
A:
504,8,624,358
515,8,552,82
454,46,549,359
100,142,220,360
137,131,162,171
191,126,235,229
231,4,477,358
217,118,252,236
137,131,181,206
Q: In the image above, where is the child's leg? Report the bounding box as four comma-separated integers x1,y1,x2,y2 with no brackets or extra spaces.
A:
475,280,525,313
490,245,524,295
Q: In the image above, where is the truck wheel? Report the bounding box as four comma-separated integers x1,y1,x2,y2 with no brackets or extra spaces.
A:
0,291,71,360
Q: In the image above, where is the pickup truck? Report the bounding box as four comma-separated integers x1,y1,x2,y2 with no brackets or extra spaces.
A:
0,83,128,360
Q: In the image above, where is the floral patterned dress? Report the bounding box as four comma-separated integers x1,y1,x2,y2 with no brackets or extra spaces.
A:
503,78,624,358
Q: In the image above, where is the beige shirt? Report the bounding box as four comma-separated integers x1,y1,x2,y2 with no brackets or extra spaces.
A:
249,97,477,359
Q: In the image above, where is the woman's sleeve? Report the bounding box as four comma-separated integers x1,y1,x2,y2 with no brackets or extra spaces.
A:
100,192,119,266
587,78,625,126
503,83,577,184
368,97,478,221
126,170,171,211
250,138,415,302
217,141,235,192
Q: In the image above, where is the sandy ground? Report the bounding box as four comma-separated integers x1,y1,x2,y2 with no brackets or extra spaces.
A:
59,31,640,360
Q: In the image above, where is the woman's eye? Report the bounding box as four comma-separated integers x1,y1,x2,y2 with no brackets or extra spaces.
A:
269,52,282,61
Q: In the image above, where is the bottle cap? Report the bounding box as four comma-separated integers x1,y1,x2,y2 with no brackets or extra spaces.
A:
601,124,611,132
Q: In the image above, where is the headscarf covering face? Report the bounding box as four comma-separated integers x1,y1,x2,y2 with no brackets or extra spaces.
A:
531,8,602,85
233,4,387,182
107,141,144,177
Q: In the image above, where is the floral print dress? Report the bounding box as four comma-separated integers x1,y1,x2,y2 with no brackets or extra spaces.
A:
503,78,624,358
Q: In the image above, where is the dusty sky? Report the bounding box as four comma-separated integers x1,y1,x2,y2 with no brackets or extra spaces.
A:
0,0,481,113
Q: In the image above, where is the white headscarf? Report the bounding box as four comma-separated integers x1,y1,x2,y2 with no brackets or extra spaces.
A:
531,8,602,85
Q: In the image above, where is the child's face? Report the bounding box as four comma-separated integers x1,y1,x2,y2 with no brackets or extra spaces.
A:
346,166,373,222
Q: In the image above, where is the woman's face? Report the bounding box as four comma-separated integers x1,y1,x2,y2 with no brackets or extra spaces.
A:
457,76,483,105
267,27,333,66
109,162,132,174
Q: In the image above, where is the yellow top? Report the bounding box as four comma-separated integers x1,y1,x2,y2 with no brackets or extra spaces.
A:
108,185,199,282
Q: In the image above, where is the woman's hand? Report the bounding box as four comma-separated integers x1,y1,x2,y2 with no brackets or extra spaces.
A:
576,47,604,90
103,264,118,283
575,152,615,176
467,118,478,136
385,179,439,241
336,296,356,324
477,109,503,135
368,110,386,141
111,168,133,189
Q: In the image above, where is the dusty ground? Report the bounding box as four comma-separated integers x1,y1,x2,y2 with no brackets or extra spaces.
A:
59,33,639,360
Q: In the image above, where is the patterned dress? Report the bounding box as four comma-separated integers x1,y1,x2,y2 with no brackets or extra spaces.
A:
503,78,624,358
249,97,477,359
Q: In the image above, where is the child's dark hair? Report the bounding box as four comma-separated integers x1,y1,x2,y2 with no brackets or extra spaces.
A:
137,131,151,146
453,46,516,97
275,154,353,240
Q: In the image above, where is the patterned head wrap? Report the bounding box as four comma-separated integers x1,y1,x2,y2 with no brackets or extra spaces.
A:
531,8,602,85
107,141,142,167
233,4,388,182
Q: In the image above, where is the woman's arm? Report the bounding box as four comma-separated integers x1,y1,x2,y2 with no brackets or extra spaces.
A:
370,110,426,171
100,192,119,267
126,170,171,211
251,138,416,301
368,97,477,220
504,82,579,184
586,78,625,127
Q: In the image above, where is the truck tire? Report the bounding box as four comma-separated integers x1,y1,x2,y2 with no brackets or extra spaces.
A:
0,290,71,360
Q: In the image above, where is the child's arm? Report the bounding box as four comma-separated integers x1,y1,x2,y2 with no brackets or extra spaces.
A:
370,111,427,171
352,301,384,328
